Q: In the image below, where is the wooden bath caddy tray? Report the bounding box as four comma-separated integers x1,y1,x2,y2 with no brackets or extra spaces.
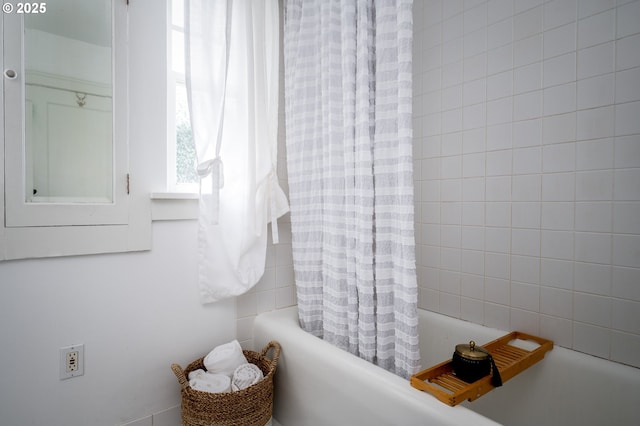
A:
410,331,553,406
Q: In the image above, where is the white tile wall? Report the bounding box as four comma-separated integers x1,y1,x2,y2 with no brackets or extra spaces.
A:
414,0,640,368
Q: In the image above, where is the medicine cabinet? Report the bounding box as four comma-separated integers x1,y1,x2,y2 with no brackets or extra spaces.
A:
1,0,151,260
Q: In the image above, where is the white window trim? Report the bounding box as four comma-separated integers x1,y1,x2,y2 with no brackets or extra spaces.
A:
166,0,198,195
151,0,199,221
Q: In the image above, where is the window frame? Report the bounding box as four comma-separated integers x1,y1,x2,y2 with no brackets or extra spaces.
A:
167,0,198,194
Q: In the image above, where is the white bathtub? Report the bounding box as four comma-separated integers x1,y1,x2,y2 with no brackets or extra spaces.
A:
253,306,640,426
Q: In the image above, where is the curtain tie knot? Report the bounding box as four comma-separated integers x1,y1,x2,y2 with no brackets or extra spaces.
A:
268,170,280,244
197,157,224,224
197,157,225,188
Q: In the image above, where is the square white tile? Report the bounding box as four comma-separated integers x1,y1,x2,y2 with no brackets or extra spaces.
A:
578,42,615,79
574,261,611,295
511,254,541,284
541,230,574,261
513,174,541,201
615,101,640,136
573,322,610,359
576,138,614,170
573,292,611,327
514,90,543,121
540,315,572,347
574,232,612,264
514,35,542,68
487,123,513,151
484,302,511,330
540,286,572,318
613,234,640,268
512,202,541,229
578,9,615,49
510,307,540,335
487,97,514,125
614,169,640,201
485,226,511,253
514,6,543,41
543,83,576,116
514,62,542,94
577,105,615,141
616,33,640,70
486,152,513,177
540,258,574,290
488,19,513,49
577,73,615,110
615,67,640,104
543,52,576,88
461,272,485,299
576,170,613,201
575,201,612,232
485,277,510,304
542,172,575,201
462,203,485,226
543,22,576,58
489,0,515,24
543,112,576,145
611,298,640,334
616,1,640,39
613,202,640,234
485,252,511,279
543,0,578,31
543,143,575,173
485,176,511,201
542,202,574,230
513,146,542,174
611,331,640,368
513,118,542,148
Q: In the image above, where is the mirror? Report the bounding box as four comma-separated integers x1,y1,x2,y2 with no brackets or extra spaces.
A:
23,0,113,203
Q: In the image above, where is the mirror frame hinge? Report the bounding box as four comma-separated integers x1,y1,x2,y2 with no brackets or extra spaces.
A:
126,173,130,195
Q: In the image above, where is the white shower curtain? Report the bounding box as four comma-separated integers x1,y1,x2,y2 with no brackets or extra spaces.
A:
284,0,419,378
185,0,289,303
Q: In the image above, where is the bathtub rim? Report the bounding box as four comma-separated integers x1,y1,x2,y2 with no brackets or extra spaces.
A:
253,305,502,426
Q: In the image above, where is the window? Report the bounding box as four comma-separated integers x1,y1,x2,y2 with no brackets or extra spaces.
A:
168,0,198,192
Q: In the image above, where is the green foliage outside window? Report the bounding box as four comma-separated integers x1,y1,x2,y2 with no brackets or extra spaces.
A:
176,120,198,183
175,86,198,184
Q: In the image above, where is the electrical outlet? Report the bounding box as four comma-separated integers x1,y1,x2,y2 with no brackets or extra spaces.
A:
60,344,84,380
67,350,79,372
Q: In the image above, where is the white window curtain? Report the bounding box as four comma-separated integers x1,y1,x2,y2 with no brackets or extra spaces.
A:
284,0,419,378
185,0,289,303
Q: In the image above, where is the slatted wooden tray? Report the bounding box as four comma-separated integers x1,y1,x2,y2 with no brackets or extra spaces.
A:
410,331,553,406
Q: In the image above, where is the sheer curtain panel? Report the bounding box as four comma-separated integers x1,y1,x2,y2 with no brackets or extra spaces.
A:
185,0,289,303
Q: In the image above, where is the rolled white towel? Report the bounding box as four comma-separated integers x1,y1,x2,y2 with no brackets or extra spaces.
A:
204,340,248,377
187,369,206,381
189,372,231,393
231,362,264,391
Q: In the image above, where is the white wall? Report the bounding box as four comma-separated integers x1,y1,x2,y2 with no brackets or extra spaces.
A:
413,0,640,368
0,222,234,426
0,1,236,425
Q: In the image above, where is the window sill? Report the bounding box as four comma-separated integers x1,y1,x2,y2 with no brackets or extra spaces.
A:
150,192,199,221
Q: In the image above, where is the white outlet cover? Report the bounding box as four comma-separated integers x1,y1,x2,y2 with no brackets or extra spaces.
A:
59,344,84,380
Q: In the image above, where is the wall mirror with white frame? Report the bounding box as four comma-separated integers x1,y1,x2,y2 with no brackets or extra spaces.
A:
0,0,151,260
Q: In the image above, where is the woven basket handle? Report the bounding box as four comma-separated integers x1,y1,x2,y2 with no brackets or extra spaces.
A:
260,340,281,374
171,363,190,391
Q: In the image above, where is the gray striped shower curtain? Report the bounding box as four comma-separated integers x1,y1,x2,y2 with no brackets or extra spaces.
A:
283,0,419,378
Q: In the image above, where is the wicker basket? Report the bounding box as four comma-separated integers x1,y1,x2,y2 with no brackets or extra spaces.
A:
171,341,281,426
